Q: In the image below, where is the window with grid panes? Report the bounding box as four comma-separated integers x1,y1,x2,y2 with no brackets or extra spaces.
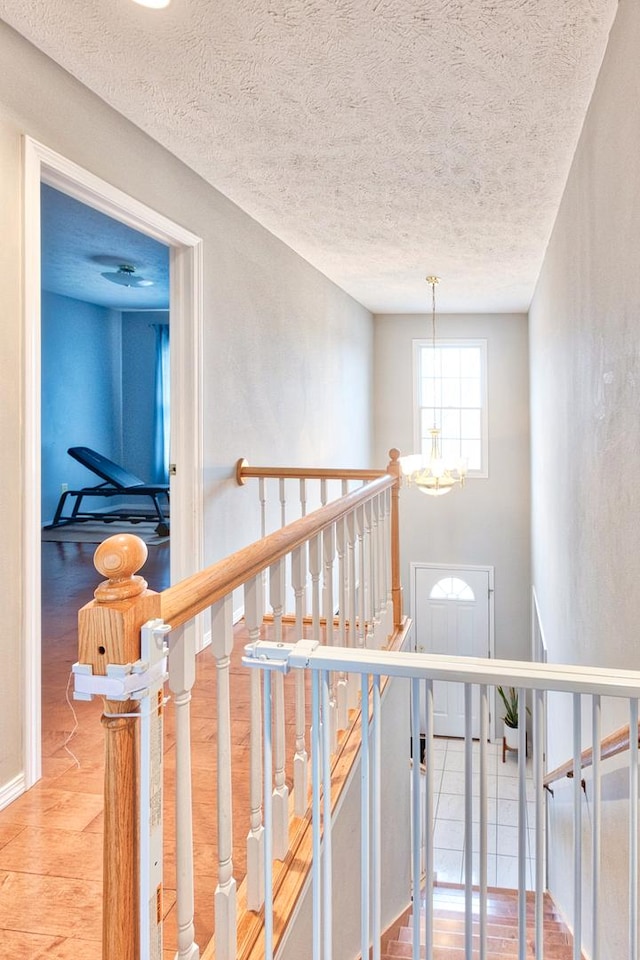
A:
414,339,488,476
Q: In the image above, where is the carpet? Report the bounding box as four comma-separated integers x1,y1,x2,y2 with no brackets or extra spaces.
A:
41,520,170,545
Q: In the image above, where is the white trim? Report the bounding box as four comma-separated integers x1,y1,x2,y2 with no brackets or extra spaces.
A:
412,337,489,478
0,773,27,812
410,561,495,741
531,586,548,664
22,136,204,792
23,137,43,789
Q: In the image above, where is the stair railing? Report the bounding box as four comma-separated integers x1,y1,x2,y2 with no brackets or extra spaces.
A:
76,454,404,960
245,642,640,960
544,718,640,789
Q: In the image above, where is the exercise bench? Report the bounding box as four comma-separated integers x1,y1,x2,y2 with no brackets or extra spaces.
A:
45,446,170,536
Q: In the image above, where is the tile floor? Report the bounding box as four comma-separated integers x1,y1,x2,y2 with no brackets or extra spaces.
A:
430,737,537,890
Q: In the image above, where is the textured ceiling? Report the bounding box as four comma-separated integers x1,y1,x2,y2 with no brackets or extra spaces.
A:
41,185,170,310
1,0,618,312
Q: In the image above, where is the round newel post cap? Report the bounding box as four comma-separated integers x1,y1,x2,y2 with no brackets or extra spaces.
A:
388,448,401,462
93,534,149,602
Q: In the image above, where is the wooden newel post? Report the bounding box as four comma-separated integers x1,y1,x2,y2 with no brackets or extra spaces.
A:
386,448,403,629
77,534,161,960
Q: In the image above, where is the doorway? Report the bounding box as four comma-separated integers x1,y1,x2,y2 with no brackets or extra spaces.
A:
23,137,204,789
412,563,494,739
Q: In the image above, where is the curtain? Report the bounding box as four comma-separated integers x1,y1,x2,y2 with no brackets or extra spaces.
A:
152,323,170,484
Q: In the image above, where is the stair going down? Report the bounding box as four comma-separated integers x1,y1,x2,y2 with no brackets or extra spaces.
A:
380,884,577,959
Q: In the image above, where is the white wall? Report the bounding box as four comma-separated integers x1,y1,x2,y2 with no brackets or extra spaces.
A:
529,0,638,954
0,21,373,793
374,312,531,664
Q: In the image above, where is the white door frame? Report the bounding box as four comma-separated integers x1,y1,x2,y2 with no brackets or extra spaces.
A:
410,562,496,741
22,136,204,788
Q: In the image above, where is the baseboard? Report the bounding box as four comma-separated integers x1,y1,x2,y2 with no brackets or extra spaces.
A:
0,772,26,811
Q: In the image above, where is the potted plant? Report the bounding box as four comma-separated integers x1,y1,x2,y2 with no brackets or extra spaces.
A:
497,685,525,751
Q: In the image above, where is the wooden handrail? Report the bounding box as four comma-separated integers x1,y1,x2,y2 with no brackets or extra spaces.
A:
235,458,386,485
544,720,640,788
161,473,395,630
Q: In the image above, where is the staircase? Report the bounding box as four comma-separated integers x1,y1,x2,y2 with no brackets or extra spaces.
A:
381,884,576,959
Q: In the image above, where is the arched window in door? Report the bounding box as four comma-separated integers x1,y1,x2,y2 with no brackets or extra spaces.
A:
429,577,475,601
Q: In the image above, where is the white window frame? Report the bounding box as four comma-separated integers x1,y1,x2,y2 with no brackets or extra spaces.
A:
412,337,488,478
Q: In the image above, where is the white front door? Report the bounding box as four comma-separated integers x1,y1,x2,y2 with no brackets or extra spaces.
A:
412,564,492,738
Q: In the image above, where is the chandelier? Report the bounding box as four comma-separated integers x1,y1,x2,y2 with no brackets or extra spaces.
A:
399,276,467,496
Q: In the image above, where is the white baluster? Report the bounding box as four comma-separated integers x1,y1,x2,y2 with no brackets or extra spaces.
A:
363,501,375,648
321,670,334,960
534,687,545,960
424,679,435,960
372,674,381,960
590,694,601,960
629,698,638,960
211,596,236,960
168,621,200,960
346,511,359,709
572,693,582,960
368,497,381,647
518,688,528,960
360,673,370,960
479,685,489,960
323,523,338,752
309,534,321,645
411,678,422,949
245,576,265,911
291,544,308,815
356,504,368,649
320,477,328,507
377,490,389,640
375,493,389,642
270,559,289,860
300,478,307,518
335,516,349,730
464,685,473,950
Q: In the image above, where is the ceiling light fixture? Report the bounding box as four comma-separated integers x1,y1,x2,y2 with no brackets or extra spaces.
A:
131,0,171,8
399,276,467,496
101,264,154,288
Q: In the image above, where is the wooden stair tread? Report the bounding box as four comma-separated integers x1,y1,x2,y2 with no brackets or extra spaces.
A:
379,886,577,960
396,920,570,944
382,940,573,960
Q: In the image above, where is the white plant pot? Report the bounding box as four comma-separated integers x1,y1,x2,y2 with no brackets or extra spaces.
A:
504,725,519,750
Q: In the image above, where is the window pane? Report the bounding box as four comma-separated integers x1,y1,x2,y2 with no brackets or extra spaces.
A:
416,340,486,476
421,347,436,377
421,408,441,435
460,409,481,438
441,437,460,462
430,577,475,601
441,379,460,407
460,378,481,408
441,409,460,437
461,438,481,470
459,348,481,378
440,348,460,377
420,378,436,407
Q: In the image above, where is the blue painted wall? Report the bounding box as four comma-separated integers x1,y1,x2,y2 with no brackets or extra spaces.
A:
41,291,123,523
40,295,167,523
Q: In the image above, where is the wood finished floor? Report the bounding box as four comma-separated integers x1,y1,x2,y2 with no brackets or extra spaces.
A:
0,540,297,959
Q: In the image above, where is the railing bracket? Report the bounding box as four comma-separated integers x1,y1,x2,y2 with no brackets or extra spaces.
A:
243,638,320,673
73,620,170,701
